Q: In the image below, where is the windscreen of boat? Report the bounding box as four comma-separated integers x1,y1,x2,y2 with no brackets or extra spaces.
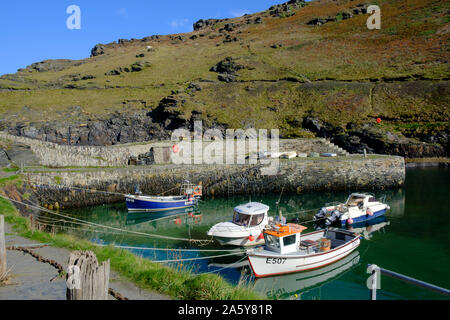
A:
346,195,365,206
264,234,280,250
233,212,251,226
249,213,265,227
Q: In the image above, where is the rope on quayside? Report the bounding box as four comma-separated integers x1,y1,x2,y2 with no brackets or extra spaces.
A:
94,243,245,253
200,256,249,275
0,194,214,244
151,252,244,264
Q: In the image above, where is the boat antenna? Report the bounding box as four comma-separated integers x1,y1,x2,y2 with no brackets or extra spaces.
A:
276,183,286,213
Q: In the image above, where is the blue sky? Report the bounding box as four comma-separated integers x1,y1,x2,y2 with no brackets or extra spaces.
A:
0,0,291,76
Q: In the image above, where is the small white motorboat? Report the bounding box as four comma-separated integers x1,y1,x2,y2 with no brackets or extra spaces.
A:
207,202,272,247
247,223,360,278
314,193,390,226
252,250,360,299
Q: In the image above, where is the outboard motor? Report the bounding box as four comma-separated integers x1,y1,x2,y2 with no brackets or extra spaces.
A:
134,184,142,196
314,208,328,221
325,210,341,226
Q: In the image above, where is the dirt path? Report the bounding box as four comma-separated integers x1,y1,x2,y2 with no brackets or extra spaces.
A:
0,222,170,300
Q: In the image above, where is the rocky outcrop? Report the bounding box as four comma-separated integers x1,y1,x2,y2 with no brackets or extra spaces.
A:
303,117,448,158
269,0,306,18
91,44,106,57
210,57,245,82
2,109,167,146
151,96,190,131
193,19,228,31
24,60,82,73
0,148,9,167
307,3,368,25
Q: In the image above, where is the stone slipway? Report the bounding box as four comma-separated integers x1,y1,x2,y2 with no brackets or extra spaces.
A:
0,222,170,300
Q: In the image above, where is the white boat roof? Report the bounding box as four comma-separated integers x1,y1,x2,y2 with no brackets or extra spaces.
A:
234,202,270,215
349,193,372,198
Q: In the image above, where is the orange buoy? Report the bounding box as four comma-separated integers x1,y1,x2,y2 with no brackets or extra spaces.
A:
248,235,255,242
258,233,264,240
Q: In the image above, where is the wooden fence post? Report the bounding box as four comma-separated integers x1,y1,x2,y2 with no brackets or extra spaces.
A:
0,215,6,276
66,251,110,300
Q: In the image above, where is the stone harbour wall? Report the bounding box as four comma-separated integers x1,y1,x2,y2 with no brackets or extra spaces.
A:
27,156,405,209
0,131,350,168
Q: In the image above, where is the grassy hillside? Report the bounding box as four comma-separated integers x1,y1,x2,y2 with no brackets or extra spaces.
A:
0,0,448,154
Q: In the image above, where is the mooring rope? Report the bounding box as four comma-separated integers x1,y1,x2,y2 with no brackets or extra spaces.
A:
95,243,245,253
152,252,244,263
201,256,249,275
0,194,214,244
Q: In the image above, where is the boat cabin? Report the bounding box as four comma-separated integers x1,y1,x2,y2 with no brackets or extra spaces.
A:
233,202,270,228
345,193,377,208
263,224,308,254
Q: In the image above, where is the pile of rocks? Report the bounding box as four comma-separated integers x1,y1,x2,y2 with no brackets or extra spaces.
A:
210,57,245,83
269,0,306,18
105,62,149,76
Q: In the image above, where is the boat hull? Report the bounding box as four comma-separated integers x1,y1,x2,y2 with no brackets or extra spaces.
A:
214,236,265,247
248,231,361,278
253,251,360,299
125,195,198,212
341,208,387,226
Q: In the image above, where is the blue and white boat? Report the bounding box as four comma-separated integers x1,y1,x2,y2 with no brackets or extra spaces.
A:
314,193,390,227
125,182,202,212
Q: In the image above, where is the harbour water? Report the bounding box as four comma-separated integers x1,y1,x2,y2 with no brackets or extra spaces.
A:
41,167,450,300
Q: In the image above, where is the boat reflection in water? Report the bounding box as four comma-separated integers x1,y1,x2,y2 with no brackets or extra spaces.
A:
244,217,390,300
251,250,361,300
346,215,390,240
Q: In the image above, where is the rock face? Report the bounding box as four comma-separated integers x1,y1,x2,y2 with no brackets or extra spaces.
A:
3,110,167,146
0,148,9,167
193,19,227,31
25,60,81,73
90,44,105,57
303,117,448,158
269,0,306,18
210,57,244,82
0,143,40,166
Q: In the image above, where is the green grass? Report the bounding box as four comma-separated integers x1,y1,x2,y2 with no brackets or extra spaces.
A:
0,183,262,300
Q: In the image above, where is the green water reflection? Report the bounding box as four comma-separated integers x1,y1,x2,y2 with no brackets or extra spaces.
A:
42,167,449,300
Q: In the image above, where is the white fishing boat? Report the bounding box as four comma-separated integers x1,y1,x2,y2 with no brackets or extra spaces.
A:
207,202,272,247
314,193,390,226
252,251,360,300
247,223,360,278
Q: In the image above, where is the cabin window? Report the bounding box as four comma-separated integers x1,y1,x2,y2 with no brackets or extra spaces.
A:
265,234,280,249
233,212,251,226
347,196,365,206
249,213,265,226
369,197,377,202
282,234,296,247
